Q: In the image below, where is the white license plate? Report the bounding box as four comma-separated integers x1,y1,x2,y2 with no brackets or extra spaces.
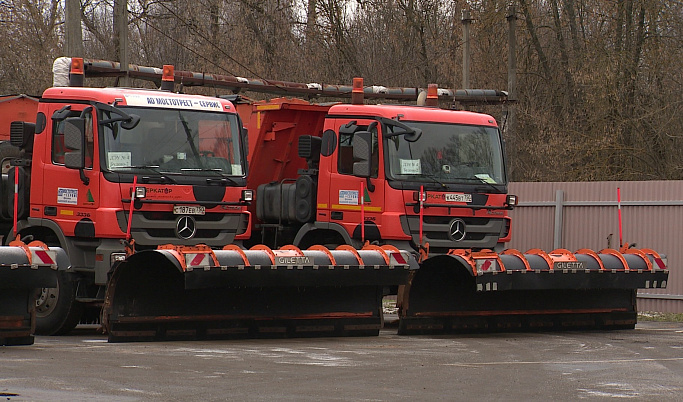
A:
173,205,205,215
444,193,472,203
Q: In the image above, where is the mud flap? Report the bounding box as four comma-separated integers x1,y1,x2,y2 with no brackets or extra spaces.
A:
399,249,669,335
103,246,416,342
0,244,63,346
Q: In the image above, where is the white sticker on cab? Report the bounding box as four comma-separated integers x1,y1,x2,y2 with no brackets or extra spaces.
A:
339,190,359,205
58,188,78,205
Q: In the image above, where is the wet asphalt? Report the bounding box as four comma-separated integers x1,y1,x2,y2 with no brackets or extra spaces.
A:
1,321,682,401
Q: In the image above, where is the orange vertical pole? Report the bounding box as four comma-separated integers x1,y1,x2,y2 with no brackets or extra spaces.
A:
13,167,18,238
617,187,623,248
419,185,424,245
126,176,138,241
360,181,365,243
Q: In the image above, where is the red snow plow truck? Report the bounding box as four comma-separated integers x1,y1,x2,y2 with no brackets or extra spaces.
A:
236,90,669,334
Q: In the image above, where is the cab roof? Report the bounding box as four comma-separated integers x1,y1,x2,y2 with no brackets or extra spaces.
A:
41,87,235,113
327,103,498,126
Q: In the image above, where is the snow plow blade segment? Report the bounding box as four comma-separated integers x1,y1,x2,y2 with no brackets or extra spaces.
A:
398,248,669,335
0,243,66,346
102,245,416,342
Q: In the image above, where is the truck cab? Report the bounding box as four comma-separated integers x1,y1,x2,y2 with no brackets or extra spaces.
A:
315,104,512,254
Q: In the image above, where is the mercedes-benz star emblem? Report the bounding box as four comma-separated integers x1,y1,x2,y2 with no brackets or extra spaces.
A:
175,215,197,240
448,218,466,242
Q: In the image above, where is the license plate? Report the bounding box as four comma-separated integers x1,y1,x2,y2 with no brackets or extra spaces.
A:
173,205,205,215
445,193,472,203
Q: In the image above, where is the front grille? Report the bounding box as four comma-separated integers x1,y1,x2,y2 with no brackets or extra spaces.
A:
426,231,488,242
141,212,225,222
117,211,249,246
402,215,505,252
145,229,223,238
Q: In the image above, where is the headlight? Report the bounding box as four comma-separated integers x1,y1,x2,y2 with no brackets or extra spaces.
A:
506,194,518,207
110,252,127,266
241,189,253,202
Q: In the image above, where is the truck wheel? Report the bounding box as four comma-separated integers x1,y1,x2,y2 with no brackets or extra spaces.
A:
35,272,83,335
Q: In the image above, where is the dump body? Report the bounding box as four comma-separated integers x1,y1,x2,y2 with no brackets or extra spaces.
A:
0,94,39,141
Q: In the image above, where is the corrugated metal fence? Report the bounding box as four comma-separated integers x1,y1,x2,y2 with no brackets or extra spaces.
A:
508,181,682,313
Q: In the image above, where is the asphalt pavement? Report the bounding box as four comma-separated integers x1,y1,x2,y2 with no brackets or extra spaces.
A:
1,321,682,401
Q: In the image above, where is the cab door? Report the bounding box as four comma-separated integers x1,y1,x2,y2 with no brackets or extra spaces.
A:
327,118,385,244
39,105,100,237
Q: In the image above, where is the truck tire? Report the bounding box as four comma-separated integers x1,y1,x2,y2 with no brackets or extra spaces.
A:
35,271,83,335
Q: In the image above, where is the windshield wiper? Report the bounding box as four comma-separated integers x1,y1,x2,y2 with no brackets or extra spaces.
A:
181,168,238,185
420,174,448,189
178,111,204,168
113,165,178,184
450,176,502,193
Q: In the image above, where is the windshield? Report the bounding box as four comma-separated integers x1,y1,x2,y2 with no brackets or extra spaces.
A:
101,107,244,176
386,121,505,185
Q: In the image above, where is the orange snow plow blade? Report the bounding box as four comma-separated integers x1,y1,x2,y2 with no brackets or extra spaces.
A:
398,248,669,334
102,244,416,342
1,242,64,345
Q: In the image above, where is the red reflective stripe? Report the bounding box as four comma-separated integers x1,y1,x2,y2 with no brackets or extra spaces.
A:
34,250,54,264
481,259,492,272
391,253,406,265
191,254,206,266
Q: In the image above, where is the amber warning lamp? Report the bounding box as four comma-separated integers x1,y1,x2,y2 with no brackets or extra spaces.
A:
160,64,175,91
351,77,364,105
69,57,85,87
426,84,439,107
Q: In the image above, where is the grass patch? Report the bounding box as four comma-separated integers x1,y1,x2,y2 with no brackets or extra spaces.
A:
638,312,683,322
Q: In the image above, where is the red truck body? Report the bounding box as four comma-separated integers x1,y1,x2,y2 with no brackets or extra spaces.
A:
3,84,254,337
243,98,511,252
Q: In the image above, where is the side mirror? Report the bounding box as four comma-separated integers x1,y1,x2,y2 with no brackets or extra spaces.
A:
383,119,422,142
121,114,140,130
62,117,85,169
352,131,372,178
